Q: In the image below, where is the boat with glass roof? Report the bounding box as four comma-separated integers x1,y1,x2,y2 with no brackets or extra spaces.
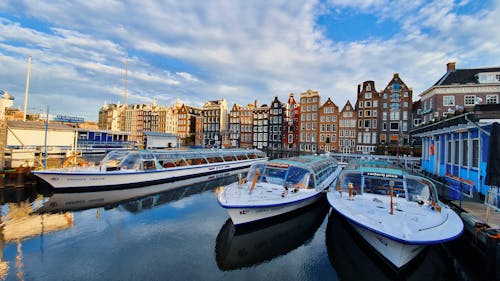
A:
326,160,463,269
217,155,342,225
33,149,267,190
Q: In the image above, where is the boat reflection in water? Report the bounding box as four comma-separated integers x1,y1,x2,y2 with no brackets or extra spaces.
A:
36,169,247,214
326,213,457,281
215,198,329,271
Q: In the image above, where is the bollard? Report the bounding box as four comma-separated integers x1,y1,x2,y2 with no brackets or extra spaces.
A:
485,228,500,280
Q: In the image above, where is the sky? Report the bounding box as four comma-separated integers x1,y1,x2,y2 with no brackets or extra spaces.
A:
0,0,499,121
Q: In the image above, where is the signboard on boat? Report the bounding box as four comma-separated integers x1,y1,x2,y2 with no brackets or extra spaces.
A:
363,172,403,179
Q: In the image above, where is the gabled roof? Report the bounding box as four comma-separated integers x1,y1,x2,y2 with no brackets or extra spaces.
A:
434,67,500,86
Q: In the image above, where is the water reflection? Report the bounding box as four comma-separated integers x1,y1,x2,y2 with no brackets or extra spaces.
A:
215,199,329,271
36,169,246,214
325,213,457,281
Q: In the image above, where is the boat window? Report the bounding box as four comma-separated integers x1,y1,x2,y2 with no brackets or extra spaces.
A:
190,158,207,165
223,155,235,162
285,166,312,189
260,166,287,185
337,172,362,193
247,163,267,183
363,177,405,198
160,160,177,168
142,160,156,170
236,153,248,160
119,153,141,170
406,177,433,202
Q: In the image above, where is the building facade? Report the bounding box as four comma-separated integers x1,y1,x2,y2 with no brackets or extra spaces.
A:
252,103,269,149
268,96,284,150
419,62,500,125
202,99,228,148
378,73,413,147
355,81,380,154
282,93,300,150
299,90,321,153
228,104,241,148
318,97,339,153
339,100,357,154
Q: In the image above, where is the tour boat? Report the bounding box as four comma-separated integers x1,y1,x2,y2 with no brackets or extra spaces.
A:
36,169,246,213
33,149,267,190
217,155,342,225
326,160,463,269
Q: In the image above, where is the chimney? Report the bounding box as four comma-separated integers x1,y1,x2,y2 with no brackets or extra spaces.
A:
357,84,361,94
446,62,456,73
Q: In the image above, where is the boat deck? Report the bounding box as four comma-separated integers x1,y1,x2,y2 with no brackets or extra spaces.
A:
452,200,500,229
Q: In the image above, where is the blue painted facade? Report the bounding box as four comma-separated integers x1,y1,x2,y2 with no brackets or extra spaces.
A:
416,115,494,197
77,129,133,149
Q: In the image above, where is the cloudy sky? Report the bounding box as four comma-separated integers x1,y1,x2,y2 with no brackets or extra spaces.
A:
1,0,499,121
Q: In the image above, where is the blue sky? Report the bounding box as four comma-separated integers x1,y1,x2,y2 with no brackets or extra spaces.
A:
0,0,499,121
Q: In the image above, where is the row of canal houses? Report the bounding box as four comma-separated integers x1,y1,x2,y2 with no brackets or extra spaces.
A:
228,72,413,155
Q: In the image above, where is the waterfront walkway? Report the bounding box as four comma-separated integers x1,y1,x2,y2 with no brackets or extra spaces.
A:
452,200,500,229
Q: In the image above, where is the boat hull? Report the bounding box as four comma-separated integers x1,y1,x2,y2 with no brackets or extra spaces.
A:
351,222,425,269
225,193,324,225
34,159,265,190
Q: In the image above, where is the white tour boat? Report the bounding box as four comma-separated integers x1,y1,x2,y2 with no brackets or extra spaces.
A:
217,155,342,225
33,149,267,190
326,160,463,269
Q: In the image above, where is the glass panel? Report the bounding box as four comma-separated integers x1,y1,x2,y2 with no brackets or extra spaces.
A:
285,166,311,189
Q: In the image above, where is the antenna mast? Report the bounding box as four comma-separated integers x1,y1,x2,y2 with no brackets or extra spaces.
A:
23,56,32,121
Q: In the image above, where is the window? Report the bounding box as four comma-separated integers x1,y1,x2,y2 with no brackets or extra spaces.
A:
472,139,479,168
486,95,499,104
464,95,476,106
365,110,371,117
365,101,371,108
390,122,399,131
454,140,460,165
390,111,400,120
383,112,387,120
443,96,455,106
404,101,408,108
364,120,371,128
402,122,407,131
373,100,378,107
383,103,388,108
366,84,371,91
372,120,377,128
359,101,364,108
462,140,468,167
383,122,387,131
359,111,363,117
373,110,377,117
392,83,401,92
447,141,452,164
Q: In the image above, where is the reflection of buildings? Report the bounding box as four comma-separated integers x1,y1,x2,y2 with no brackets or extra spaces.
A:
0,201,74,280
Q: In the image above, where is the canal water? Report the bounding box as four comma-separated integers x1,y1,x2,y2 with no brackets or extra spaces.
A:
0,171,483,281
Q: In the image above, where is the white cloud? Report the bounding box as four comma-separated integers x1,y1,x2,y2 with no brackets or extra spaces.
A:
0,0,499,120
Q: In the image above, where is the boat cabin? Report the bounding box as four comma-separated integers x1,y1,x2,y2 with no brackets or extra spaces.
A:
101,149,266,171
337,161,438,203
245,155,339,190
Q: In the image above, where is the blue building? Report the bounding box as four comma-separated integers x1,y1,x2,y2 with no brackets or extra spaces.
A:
77,129,133,150
412,104,500,198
